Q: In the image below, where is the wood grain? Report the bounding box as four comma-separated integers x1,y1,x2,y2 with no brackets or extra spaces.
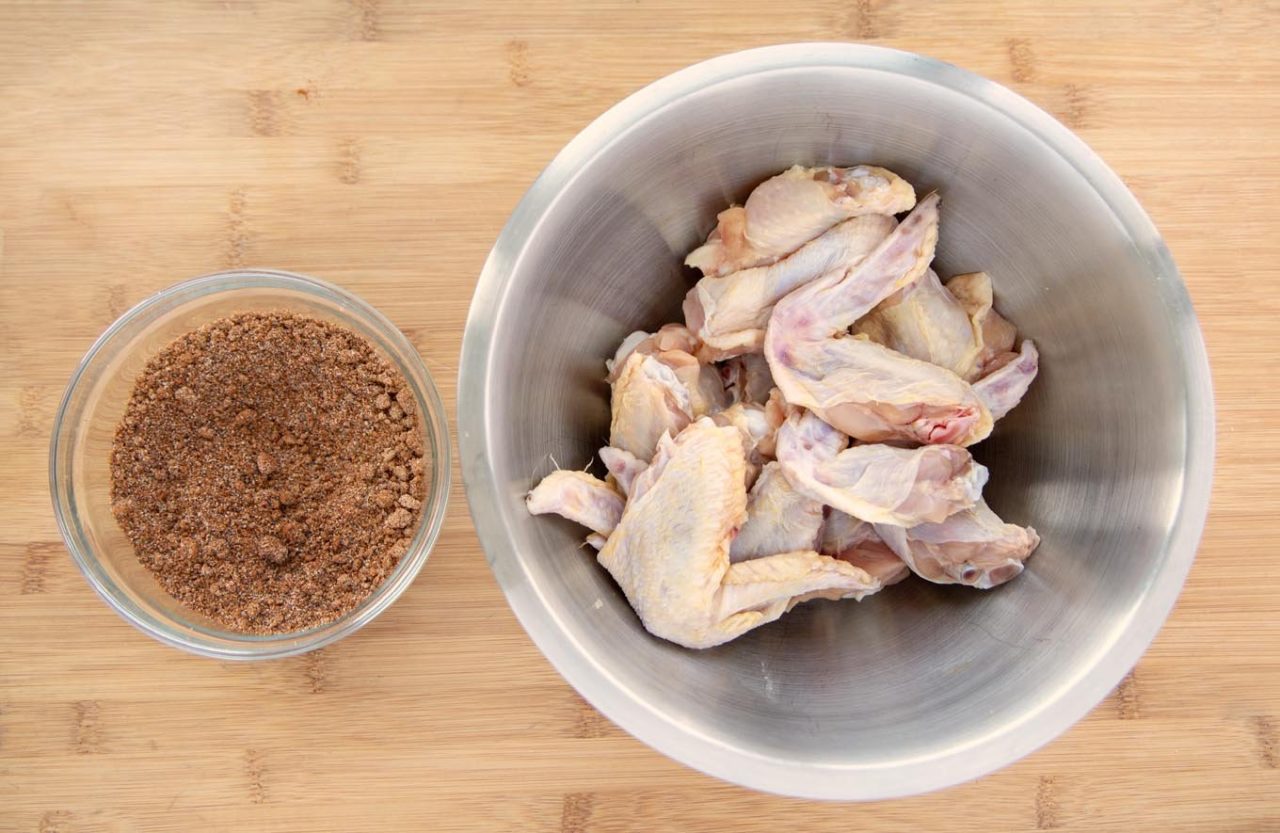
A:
2,1,1278,830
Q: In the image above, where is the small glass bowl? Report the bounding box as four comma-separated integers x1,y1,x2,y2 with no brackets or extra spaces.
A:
50,269,450,660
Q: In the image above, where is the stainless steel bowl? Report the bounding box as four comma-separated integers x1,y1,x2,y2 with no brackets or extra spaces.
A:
458,44,1213,799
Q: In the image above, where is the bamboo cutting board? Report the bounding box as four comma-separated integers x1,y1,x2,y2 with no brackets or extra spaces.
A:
2,2,1277,831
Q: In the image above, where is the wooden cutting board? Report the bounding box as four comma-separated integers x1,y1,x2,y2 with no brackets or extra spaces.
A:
2,2,1276,830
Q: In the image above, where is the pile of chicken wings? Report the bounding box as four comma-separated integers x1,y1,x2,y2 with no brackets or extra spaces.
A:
528,166,1040,649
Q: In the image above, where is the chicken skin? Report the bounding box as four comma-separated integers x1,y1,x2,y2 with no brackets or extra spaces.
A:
765,194,994,447
526,471,624,538
875,499,1039,589
609,352,692,461
775,410,986,527
598,419,880,649
819,510,910,585
686,165,915,276
685,214,896,359
729,461,825,563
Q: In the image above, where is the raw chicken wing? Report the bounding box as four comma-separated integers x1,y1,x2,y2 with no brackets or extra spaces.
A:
874,499,1039,588
686,165,915,276
945,272,1019,379
527,471,624,538
711,397,786,485
973,339,1039,420
607,324,729,417
609,352,692,460
659,349,732,417
854,268,982,379
729,461,824,563
943,272,1038,418
597,419,880,649
606,324,700,376
685,214,896,359
598,446,648,498
775,410,987,527
765,193,994,446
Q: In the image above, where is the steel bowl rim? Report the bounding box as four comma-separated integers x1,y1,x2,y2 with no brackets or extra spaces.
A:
458,42,1214,800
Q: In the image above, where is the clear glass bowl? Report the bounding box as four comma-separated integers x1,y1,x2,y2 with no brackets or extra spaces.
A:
50,269,450,660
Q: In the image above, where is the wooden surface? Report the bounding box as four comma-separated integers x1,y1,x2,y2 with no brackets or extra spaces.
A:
2,2,1278,830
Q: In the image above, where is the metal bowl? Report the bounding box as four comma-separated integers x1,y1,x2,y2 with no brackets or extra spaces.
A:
458,44,1213,799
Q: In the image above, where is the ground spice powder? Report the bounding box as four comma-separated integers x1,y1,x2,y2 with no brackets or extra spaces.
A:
110,311,427,634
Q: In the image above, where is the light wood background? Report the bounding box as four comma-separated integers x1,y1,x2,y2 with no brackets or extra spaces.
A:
2,2,1277,831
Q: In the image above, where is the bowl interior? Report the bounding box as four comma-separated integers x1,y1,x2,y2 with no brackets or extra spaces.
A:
54,273,450,659
466,50,1209,797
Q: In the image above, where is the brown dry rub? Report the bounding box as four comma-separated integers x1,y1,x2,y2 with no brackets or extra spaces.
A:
110,311,428,635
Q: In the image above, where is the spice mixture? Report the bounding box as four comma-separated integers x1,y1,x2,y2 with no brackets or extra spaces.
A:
110,311,428,634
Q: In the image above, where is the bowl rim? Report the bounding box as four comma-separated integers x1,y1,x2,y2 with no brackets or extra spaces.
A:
458,43,1215,800
50,268,451,661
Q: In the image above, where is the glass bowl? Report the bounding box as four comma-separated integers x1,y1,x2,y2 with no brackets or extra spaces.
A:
50,269,450,660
